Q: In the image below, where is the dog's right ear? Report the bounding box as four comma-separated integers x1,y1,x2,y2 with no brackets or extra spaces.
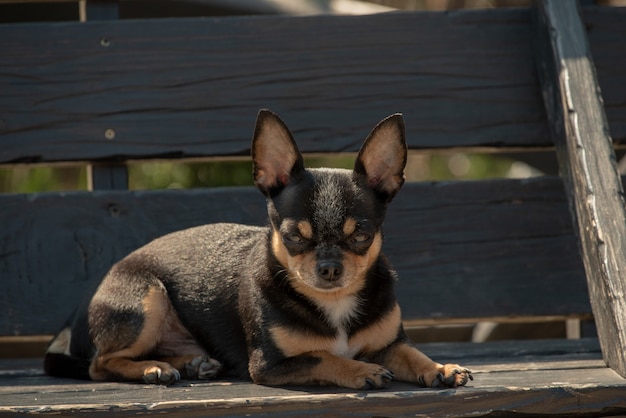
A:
252,109,305,197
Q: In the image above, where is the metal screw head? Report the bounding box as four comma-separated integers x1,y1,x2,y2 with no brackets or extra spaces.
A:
104,129,116,140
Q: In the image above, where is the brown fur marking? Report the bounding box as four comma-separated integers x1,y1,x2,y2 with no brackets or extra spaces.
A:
254,350,392,389
270,303,401,359
342,218,357,236
381,342,440,384
380,342,471,387
89,286,205,382
297,220,313,239
350,303,402,354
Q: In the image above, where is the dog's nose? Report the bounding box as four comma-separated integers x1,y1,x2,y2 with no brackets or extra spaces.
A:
317,261,343,282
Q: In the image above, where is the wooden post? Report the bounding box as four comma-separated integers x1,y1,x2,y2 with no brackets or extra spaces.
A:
534,0,626,378
84,0,129,191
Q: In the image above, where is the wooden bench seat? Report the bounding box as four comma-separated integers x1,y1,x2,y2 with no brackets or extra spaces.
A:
3,339,625,416
1,1,626,416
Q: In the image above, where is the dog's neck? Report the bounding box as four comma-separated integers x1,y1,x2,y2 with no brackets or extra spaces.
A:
313,294,362,330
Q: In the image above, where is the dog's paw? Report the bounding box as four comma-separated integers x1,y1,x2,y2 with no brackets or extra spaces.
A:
350,363,394,390
142,364,181,385
185,356,222,380
423,364,473,388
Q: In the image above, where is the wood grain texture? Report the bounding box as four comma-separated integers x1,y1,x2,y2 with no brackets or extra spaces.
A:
0,9,549,163
0,177,589,335
1,339,625,417
534,0,626,378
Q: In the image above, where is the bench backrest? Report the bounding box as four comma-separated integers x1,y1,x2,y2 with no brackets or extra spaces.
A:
1,5,625,337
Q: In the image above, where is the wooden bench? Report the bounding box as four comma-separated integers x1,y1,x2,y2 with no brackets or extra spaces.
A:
2,0,626,415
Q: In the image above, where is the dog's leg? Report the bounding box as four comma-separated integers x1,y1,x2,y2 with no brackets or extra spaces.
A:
378,342,473,388
249,350,394,389
89,281,218,385
88,284,179,384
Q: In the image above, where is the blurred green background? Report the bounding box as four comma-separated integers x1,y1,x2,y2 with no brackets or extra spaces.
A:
0,153,537,193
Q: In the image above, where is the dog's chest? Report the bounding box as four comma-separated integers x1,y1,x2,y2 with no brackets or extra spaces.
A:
316,296,362,358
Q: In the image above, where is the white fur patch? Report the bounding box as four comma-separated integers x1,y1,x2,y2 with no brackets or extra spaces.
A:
47,327,72,355
314,295,363,358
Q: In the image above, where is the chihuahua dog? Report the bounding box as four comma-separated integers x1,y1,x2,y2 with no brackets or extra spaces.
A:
44,110,472,389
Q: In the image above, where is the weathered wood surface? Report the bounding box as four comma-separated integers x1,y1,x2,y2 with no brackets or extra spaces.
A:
535,0,626,379
1,339,624,417
2,7,625,165
0,8,549,163
0,177,589,336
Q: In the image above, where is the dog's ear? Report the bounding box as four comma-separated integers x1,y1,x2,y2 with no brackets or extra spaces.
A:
354,114,407,202
252,109,305,197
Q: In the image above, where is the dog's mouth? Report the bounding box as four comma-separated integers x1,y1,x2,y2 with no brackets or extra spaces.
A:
292,272,345,291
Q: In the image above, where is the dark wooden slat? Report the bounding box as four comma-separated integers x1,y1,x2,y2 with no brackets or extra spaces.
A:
0,9,549,163
535,0,626,378
1,340,625,417
0,178,589,336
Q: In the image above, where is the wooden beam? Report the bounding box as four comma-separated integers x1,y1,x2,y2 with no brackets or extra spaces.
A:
534,0,626,378
0,178,590,335
83,0,128,190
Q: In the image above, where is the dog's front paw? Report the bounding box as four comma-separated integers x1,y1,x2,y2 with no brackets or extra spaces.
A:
142,364,181,385
423,364,473,388
185,356,222,380
349,363,394,390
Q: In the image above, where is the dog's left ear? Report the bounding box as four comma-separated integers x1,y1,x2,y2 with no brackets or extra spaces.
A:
354,113,407,202
252,109,305,197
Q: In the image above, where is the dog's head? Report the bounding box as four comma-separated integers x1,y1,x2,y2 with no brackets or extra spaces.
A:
252,110,407,299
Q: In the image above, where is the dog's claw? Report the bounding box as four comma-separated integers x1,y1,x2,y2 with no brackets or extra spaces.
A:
363,378,376,390
142,366,180,385
431,365,473,388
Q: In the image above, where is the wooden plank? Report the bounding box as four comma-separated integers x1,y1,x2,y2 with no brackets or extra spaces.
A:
0,340,624,417
534,0,626,379
0,177,590,335
0,9,549,163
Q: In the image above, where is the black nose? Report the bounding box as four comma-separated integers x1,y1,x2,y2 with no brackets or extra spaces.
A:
317,260,343,282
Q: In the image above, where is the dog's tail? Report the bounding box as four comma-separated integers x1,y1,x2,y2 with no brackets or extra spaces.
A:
43,327,91,380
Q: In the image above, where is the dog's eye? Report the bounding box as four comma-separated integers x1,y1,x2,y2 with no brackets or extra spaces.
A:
283,233,303,244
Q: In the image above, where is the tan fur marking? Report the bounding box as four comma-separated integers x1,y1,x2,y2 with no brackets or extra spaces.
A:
274,231,383,304
47,327,71,355
382,342,441,384
253,350,391,389
270,303,400,359
272,229,290,267
270,327,336,358
342,218,357,236
90,286,172,381
297,220,313,240
350,303,402,354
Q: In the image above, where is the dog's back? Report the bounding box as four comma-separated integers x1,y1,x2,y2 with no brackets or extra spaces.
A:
45,223,267,380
